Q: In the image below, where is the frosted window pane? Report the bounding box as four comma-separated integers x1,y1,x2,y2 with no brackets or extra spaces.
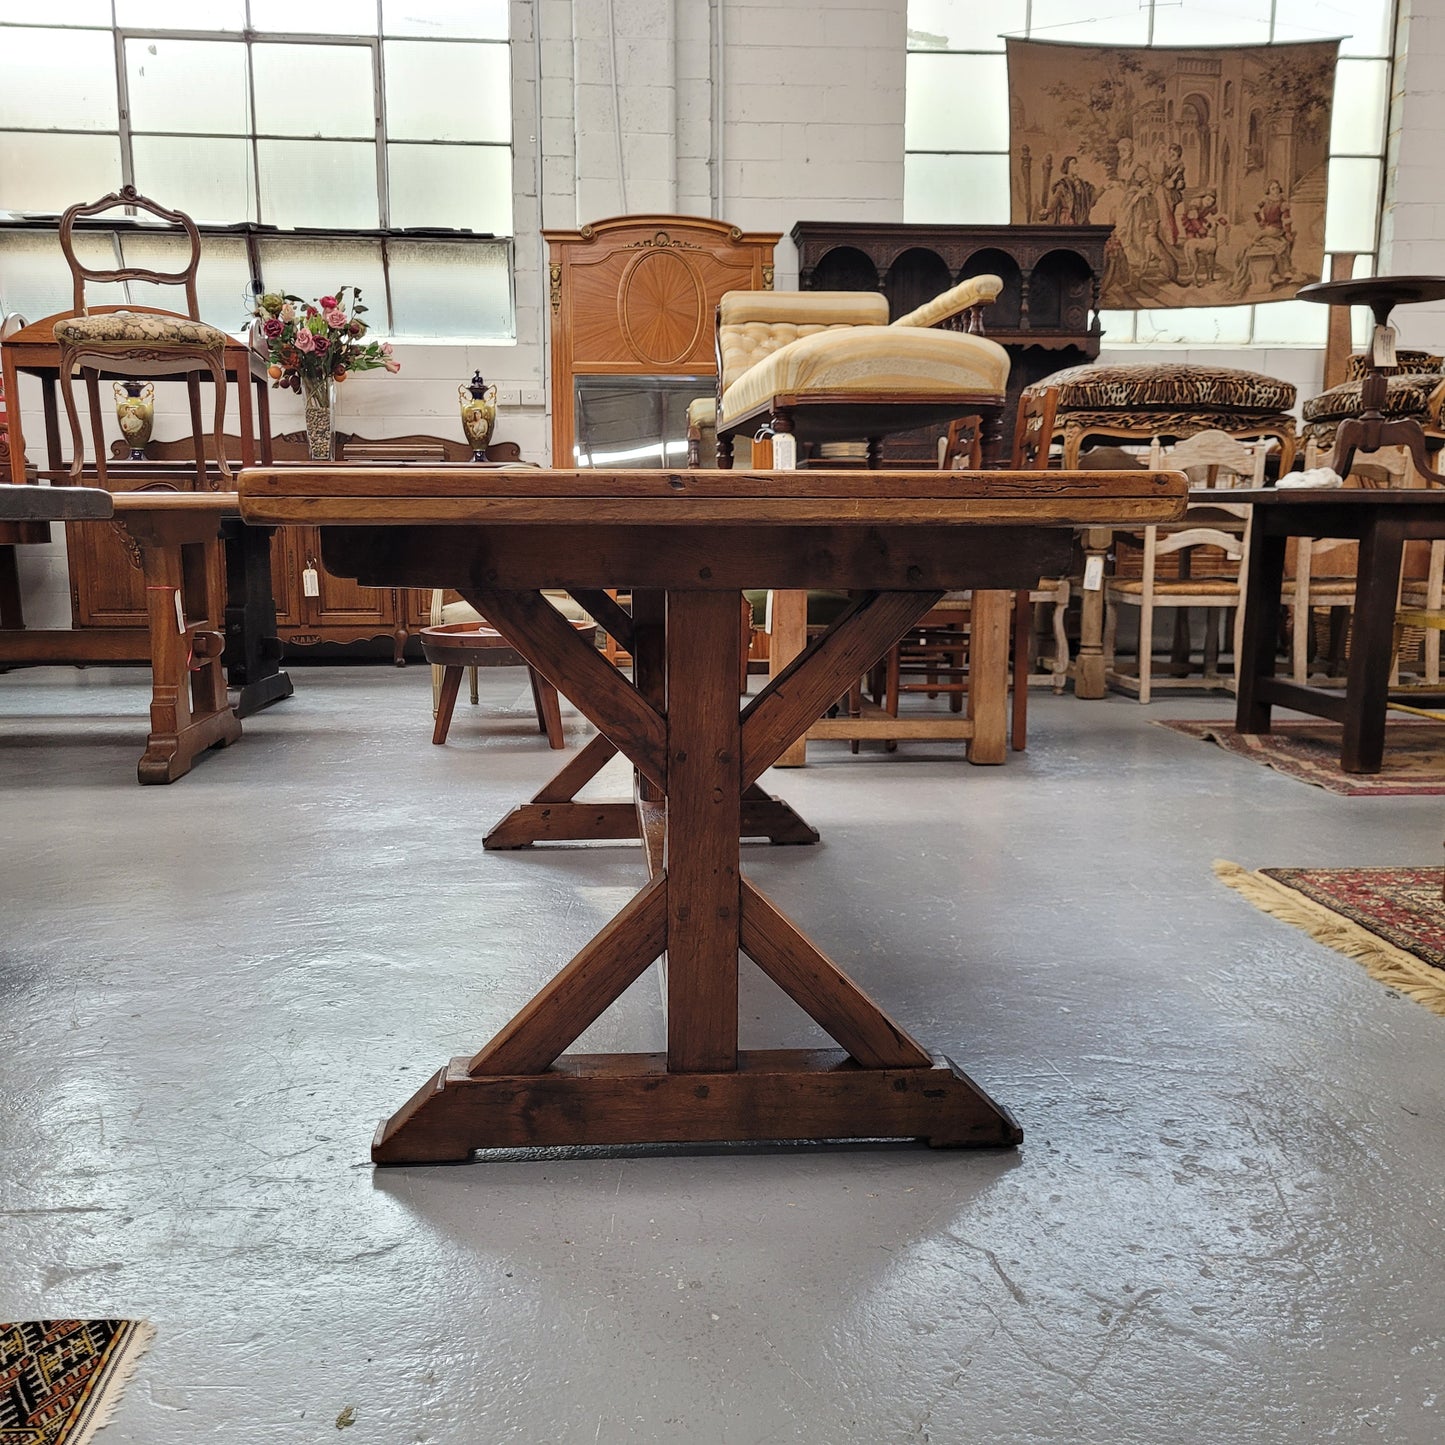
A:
0,230,125,319
905,55,1008,152
248,0,377,34
1251,299,1328,346
906,0,1025,51
252,45,375,138
1134,307,1252,346
1026,1,1147,45
117,234,253,330
257,141,379,228
0,29,117,131
1151,2,1270,46
255,237,387,320
387,240,512,339
383,0,508,40
1097,310,1136,344
115,0,246,26
903,153,1010,225
0,1,108,22
384,42,511,143
126,40,250,135
387,144,511,233
1329,60,1388,156
132,136,255,225
1273,0,1391,56
0,133,122,215
1324,158,1381,253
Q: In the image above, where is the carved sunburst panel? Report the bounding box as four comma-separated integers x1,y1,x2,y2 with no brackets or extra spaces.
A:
617,251,706,367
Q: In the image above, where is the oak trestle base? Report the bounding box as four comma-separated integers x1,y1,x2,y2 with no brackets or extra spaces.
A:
372,1050,1022,1162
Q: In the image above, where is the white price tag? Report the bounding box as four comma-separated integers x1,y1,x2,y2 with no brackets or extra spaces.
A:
302,566,320,598
173,589,186,633
1083,554,1105,592
1371,323,1398,370
771,432,797,471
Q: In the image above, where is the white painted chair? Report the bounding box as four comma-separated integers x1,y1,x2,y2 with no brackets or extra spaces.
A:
1104,430,1264,702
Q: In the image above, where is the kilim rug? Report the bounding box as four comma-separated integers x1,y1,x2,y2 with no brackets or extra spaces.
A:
0,1321,153,1444
1157,719,1445,795
1215,860,1445,1015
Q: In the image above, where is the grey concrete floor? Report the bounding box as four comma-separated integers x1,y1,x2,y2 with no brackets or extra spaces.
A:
1,664,1443,1445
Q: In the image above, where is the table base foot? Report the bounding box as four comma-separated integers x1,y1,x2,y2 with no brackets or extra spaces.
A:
137,708,242,784
482,791,820,851
371,1048,1021,1164
233,668,294,719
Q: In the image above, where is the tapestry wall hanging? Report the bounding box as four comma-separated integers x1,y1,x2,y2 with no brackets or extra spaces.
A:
1006,37,1340,310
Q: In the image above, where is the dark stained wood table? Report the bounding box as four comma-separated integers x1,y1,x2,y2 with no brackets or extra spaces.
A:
239,464,1186,1163
1233,487,1445,773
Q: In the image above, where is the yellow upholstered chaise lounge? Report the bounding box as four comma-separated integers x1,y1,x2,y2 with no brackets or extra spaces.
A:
711,277,1010,467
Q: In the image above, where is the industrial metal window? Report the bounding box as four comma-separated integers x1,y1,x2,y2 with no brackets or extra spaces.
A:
0,0,514,340
904,0,1395,346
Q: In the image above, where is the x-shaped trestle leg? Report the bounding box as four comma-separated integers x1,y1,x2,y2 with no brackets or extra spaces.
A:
373,586,1022,1162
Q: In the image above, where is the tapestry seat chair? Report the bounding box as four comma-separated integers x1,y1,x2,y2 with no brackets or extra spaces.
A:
1025,362,1297,474
710,277,1011,467
51,187,238,489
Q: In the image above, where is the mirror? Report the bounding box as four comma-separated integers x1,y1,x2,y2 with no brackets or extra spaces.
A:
572,375,711,469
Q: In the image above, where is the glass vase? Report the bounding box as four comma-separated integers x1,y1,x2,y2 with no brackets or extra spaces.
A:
301,374,335,461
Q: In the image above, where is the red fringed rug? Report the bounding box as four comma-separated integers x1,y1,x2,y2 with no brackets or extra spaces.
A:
1158,719,1445,795
1215,861,1445,1015
0,1321,153,1444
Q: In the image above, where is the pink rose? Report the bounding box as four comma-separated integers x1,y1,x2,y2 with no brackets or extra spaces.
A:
324,308,347,329
262,317,284,339
280,303,296,322
293,328,315,353
384,358,401,373
380,341,393,355
318,295,339,311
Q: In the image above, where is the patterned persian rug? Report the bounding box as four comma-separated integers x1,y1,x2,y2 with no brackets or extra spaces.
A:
1215,860,1445,1015
0,1321,153,1444
1157,719,1445,795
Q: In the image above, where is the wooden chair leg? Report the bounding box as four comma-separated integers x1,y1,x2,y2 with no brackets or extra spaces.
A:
469,664,479,706
1011,589,1030,752
433,666,463,744
532,668,566,749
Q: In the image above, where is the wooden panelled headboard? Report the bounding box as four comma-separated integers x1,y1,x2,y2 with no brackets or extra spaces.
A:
544,214,779,465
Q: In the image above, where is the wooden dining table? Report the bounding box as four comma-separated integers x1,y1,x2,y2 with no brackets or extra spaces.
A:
239,463,1186,1163
1234,486,1445,772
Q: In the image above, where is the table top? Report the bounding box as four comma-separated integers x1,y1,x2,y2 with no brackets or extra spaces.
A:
0,482,113,521
1296,275,1445,311
111,490,241,517
237,466,1188,529
1211,487,1445,508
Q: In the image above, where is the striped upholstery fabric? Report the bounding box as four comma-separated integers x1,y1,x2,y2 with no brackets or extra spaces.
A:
719,292,887,394
891,274,1002,329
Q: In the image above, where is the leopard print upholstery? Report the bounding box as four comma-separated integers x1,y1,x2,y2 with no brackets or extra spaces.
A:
1026,362,1296,414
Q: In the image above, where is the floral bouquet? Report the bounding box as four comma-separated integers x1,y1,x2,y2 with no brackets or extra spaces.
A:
250,285,399,457
250,285,399,393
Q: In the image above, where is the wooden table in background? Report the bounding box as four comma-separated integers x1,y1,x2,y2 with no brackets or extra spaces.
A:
240,464,1186,1163
1235,487,1445,773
